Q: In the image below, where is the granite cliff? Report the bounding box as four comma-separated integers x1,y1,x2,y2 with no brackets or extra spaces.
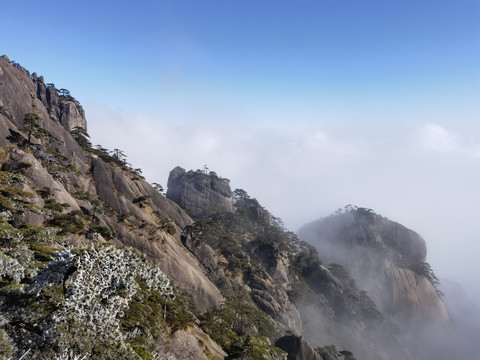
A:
298,206,449,326
0,56,456,360
298,206,454,358
166,166,235,217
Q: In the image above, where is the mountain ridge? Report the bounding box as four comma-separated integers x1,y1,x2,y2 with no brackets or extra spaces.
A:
0,56,457,360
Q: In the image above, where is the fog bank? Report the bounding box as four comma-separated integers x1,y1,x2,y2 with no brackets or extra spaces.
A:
87,103,480,302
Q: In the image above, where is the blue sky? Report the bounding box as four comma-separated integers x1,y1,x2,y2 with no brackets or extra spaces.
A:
2,1,480,295
3,0,479,126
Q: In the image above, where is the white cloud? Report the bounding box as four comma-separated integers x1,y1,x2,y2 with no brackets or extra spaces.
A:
418,123,458,152
416,123,480,158
86,103,480,299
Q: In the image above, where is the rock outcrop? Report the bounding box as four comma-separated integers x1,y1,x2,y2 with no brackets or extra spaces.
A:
166,166,235,217
1,56,87,132
275,335,324,360
298,207,449,327
298,207,451,360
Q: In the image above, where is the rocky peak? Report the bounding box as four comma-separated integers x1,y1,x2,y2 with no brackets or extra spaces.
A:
0,55,87,131
166,166,234,217
298,206,450,328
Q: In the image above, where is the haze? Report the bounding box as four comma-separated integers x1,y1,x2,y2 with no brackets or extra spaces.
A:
3,0,479,302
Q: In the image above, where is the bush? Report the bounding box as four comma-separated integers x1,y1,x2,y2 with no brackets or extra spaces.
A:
133,195,150,208
200,299,277,355
87,225,116,240
43,199,70,213
47,211,85,235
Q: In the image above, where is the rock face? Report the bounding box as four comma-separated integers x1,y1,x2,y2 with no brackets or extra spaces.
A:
0,56,87,132
166,166,235,217
275,335,324,360
0,57,225,359
298,207,450,349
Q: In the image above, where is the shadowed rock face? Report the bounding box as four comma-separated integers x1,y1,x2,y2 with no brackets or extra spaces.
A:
275,335,324,360
166,166,235,217
298,208,450,329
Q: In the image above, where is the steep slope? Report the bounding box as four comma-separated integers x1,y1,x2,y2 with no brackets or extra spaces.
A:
165,170,408,360
0,55,223,313
0,56,226,359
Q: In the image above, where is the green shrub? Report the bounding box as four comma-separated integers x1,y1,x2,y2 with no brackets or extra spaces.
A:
133,195,150,208
87,225,116,240
47,211,85,234
241,335,287,360
36,187,53,199
158,217,176,235
43,199,70,213
0,329,15,358
200,299,276,355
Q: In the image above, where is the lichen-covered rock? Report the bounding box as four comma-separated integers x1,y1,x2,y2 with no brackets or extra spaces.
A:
167,166,235,217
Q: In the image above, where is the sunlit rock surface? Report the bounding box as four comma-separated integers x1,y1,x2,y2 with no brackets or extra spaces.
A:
167,166,235,217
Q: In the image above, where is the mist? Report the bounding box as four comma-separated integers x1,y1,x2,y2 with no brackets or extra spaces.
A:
87,102,480,296
85,102,480,358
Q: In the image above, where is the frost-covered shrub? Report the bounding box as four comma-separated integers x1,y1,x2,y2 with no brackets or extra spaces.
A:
59,246,173,333
25,244,175,357
0,252,25,283
6,243,37,278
